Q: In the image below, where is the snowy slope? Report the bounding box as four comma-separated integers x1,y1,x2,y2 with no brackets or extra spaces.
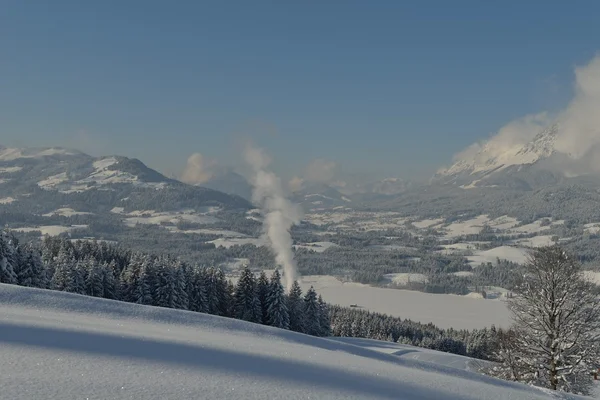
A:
437,124,559,179
0,284,585,400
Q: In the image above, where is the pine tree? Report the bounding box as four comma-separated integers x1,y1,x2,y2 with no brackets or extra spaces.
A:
287,280,305,333
132,263,154,305
188,266,208,313
85,258,104,297
102,261,117,300
0,232,18,284
318,295,331,337
172,262,189,310
204,267,222,315
257,271,270,324
265,270,290,329
234,266,262,323
120,254,141,302
154,260,177,309
303,286,321,336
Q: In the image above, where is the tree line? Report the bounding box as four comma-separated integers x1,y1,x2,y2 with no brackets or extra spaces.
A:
0,232,330,337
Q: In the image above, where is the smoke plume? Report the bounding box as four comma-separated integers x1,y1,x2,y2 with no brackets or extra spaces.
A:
244,144,303,291
180,153,216,185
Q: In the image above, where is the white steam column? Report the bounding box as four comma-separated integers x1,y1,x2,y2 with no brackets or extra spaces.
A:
244,144,303,292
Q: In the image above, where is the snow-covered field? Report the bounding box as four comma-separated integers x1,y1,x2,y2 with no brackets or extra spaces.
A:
466,246,530,267
299,275,511,330
0,284,583,400
293,241,338,253
209,237,266,249
42,208,92,217
0,197,16,204
11,225,88,236
0,166,23,174
382,273,428,285
110,209,220,227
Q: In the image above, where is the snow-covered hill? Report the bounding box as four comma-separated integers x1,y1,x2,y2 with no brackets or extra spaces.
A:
0,284,586,399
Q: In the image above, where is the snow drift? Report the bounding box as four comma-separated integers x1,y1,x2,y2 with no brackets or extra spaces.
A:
0,284,586,399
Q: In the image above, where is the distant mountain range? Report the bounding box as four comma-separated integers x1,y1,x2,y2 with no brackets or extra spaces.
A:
0,145,251,214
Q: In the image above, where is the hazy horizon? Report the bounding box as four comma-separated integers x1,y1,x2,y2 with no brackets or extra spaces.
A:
2,1,600,184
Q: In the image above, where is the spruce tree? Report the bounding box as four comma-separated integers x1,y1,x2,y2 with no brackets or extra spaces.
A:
318,295,331,337
188,266,208,313
85,258,104,297
257,271,270,324
133,263,154,305
303,286,321,336
234,266,261,323
102,261,117,300
265,270,290,329
287,280,305,333
0,232,18,284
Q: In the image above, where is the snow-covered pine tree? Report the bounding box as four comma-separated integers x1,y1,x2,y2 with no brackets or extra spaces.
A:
132,262,154,305
234,266,261,323
119,253,145,302
204,267,222,315
490,246,600,395
68,259,86,294
0,231,18,284
303,286,321,336
265,269,290,329
318,295,331,337
102,261,118,300
154,258,177,309
287,280,305,333
217,268,233,317
188,266,208,313
257,271,270,324
28,245,49,289
84,257,104,297
172,261,189,310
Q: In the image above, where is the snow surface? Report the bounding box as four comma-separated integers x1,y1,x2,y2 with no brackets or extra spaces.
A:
11,225,88,236
412,218,444,229
0,147,74,161
293,241,338,253
442,215,491,238
0,197,16,204
42,208,92,217
124,211,219,227
382,273,428,285
467,246,530,267
0,166,23,174
299,275,511,330
38,172,69,190
0,284,583,400
209,237,266,249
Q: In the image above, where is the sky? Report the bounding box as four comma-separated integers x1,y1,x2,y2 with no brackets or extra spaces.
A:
1,0,600,182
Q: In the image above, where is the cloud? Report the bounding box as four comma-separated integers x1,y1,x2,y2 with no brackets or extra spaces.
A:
288,176,305,192
180,153,216,185
304,159,337,183
554,55,600,158
453,112,552,163
449,54,600,174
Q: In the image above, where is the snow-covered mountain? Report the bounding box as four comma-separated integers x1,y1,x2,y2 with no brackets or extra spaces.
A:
434,124,561,188
0,145,250,211
291,183,352,210
200,169,254,201
0,284,585,400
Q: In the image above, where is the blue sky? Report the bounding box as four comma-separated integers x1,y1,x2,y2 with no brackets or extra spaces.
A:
1,1,599,181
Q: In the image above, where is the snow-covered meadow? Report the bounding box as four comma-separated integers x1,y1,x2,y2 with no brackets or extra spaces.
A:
0,284,584,400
